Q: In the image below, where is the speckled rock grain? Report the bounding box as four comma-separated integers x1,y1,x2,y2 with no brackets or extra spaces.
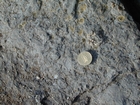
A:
0,0,140,105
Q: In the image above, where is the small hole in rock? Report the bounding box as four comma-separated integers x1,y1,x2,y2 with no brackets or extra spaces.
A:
0,45,3,50
40,97,52,105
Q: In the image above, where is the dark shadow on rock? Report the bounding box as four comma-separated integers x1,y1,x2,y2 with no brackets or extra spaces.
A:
0,45,3,51
87,50,98,64
40,91,53,105
40,97,53,105
120,0,140,30
94,25,108,43
120,0,140,48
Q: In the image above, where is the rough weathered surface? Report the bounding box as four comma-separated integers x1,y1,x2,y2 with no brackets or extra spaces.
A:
120,0,140,30
0,0,140,105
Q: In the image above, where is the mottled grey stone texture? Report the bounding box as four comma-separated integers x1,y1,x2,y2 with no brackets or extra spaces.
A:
0,0,140,105
120,0,140,30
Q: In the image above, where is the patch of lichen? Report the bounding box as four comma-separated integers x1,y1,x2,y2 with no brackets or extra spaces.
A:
65,15,73,21
77,18,84,24
78,29,83,35
79,4,87,13
18,21,26,29
69,26,75,33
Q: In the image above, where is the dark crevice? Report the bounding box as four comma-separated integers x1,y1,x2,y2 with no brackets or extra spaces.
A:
40,97,52,105
73,0,79,19
72,94,80,104
0,45,3,50
40,91,52,105
85,97,91,105
36,0,42,11
120,0,140,30
72,95,91,105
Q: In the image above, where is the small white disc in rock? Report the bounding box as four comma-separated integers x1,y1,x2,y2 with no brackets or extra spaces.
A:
36,76,40,80
77,51,92,66
54,75,58,79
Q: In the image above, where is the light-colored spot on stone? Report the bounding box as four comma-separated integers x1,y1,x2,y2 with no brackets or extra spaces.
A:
111,2,116,8
65,15,73,21
78,29,83,35
117,15,125,22
77,51,92,66
18,21,26,29
54,75,58,79
79,3,87,13
36,76,40,80
69,26,75,32
77,18,84,24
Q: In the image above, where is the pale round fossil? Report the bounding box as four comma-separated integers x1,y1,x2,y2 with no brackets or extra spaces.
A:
77,51,92,66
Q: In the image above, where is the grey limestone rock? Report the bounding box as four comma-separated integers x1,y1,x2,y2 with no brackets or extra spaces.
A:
0,0,140,105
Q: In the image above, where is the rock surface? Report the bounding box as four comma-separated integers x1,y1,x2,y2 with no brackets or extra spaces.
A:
120,0,140,30
0,0,140,105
